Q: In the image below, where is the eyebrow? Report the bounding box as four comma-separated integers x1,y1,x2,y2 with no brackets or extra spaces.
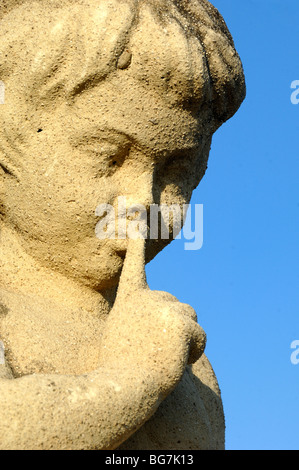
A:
70,127,134,148
70,125,201,163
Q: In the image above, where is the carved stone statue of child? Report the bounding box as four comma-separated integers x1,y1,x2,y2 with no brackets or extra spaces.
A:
0,0,245,450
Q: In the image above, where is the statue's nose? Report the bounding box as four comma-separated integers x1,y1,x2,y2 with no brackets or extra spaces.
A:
124,171,155,212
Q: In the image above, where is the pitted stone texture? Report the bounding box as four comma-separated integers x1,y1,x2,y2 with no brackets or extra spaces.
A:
0,0,245,450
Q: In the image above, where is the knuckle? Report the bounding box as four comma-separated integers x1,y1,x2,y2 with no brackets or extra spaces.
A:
180,303,198,322
188,336,207,365
151,290,179,303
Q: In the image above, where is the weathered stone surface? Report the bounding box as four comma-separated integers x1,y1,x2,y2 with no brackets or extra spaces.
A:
0,0,245,450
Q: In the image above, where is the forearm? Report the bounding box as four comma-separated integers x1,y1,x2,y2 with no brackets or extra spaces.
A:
0,367,162,450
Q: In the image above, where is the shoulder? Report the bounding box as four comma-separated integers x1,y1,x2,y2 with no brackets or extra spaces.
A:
187,354,225,450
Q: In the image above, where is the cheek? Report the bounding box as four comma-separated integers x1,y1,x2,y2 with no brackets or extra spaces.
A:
4,169,114,244
158,183,191,236
145,186,191,264
155,160,199,207
159,183,191,208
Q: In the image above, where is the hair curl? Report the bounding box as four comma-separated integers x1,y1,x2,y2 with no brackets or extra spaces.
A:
0,0,245,130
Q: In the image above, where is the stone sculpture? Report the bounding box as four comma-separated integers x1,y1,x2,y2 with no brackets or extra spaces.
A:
0,0,245,449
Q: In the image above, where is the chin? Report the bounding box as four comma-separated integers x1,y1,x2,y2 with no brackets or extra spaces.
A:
65,250,124,291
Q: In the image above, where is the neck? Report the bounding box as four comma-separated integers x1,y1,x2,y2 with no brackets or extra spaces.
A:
0,223,116,319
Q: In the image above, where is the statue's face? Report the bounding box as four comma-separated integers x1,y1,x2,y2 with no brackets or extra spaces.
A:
2,74,209,291
0,0,245,294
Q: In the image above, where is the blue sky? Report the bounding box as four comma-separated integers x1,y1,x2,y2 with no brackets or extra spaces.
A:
146,0,299,450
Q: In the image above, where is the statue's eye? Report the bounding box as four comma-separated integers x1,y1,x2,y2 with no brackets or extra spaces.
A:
107,141,131,169
74,131,132,176
83,140,131,177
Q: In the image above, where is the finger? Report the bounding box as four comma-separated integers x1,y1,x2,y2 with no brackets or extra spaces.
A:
178,303,198,323
157,302,204,364
116,238,148,302
187,322,207,365
157,299,198,322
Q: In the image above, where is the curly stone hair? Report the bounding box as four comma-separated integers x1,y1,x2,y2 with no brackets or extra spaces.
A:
0,0,245,129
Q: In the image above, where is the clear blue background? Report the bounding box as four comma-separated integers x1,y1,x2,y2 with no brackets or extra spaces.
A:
146,0,299,450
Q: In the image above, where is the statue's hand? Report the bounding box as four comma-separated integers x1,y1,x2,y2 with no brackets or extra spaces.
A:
98,239,206,397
